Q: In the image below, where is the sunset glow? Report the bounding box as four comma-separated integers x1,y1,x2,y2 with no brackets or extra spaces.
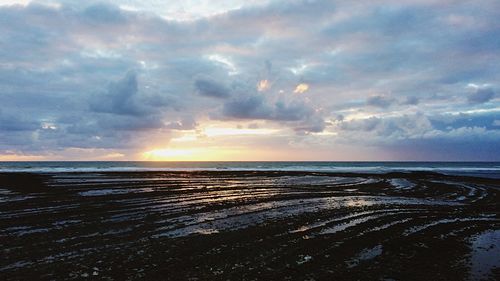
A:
294,83,309,94
257,79,271,92
141,147,273,161
143,148,196,161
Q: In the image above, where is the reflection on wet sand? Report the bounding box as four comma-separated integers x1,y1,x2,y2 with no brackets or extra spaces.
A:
0,171,498,280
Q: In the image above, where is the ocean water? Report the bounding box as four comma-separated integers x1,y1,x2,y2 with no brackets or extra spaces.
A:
0,161,499,178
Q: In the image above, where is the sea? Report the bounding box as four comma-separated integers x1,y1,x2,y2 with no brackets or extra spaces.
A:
0,161,499,178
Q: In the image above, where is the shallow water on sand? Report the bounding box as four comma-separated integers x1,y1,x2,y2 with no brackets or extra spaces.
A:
469,230,500,280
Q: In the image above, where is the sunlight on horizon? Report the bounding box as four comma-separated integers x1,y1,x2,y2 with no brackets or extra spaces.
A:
142,147,260,161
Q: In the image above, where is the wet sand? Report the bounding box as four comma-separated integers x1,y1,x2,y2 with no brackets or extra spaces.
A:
1,171,499,280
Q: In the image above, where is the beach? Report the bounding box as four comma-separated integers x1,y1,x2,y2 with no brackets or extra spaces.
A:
1,170,499,280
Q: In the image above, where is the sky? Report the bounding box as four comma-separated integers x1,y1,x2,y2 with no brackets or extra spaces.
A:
0,0,499,161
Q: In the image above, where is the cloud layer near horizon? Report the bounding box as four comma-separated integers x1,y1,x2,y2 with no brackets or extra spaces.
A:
0,0,499,160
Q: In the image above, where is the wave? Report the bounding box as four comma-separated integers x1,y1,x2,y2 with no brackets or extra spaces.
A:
0,162,499,178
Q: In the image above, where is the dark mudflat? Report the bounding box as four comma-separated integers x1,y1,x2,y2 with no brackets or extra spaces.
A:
1,171,499,280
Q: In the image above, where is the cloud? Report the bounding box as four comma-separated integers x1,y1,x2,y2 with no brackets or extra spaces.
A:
95,115,165,131
337,114,435,144
335,112,500,155
0,109,39,131
273,100,315,121
402,96,419,105
90,72,148,116
467,87,495,104
220,90,324,133
219,81,315,122
194,78,230,98
222,94,272,119
81,3,127,24
293,115,326,133
166,116,198,130
366,95,394,108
